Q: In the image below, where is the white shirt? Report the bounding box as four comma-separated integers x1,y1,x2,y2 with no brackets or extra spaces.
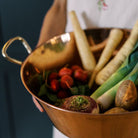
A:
53,0,138,138
66,0,138,32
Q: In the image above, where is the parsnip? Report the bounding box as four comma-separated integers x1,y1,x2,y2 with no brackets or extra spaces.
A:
69,11,96,71
96,20,138,85
90,38,108,53
91,41,138,100
88,29,123,88
87,35,95,46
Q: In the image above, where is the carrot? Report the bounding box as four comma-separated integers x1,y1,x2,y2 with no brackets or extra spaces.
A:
69,11,96,71
95,20,138,85
88,29,123,88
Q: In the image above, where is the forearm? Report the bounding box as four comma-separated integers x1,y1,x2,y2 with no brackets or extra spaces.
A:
37,0,67,46
33,0,67,112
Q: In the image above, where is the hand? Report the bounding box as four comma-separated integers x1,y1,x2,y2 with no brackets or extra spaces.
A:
32,96,44,112
37,0,67,46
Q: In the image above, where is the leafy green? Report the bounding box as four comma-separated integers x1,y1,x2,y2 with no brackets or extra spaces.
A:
70,87,79,95
27,74,44,94
38,84,58,103
70,84,91,96
78,85,91,95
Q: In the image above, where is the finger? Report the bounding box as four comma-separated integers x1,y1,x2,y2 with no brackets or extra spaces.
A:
32,96,44,112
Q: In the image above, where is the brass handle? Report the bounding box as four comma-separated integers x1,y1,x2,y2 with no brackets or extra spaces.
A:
2,36,32,65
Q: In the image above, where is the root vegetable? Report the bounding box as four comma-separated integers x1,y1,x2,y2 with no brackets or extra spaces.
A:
96,20,138,85
50,79,60,92
95,29,123,70
115,80,138,111
90,38,108,53
69,11,96,71
49,72,58,82
60,75,74,89
59,67,73,77
71,65,82,72
112,50,119,56
62,95,99,113
104,107,128,114
87,35,95,46
89,29,123,88
74,69,88,82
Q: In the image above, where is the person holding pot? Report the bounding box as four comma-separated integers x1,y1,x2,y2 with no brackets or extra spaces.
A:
33,0,138,137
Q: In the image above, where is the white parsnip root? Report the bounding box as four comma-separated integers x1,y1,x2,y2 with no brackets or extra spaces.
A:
90,38,108,53
88,29,123,88
87,35,95,46
96,20,138,85
69,11,96,71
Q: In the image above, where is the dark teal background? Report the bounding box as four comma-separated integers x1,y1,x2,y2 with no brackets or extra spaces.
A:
0,0,54,138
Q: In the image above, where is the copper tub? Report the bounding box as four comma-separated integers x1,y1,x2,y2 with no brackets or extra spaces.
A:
2,29,138,138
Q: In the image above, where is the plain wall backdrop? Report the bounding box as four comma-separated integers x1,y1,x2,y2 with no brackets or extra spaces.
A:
0,0,54,138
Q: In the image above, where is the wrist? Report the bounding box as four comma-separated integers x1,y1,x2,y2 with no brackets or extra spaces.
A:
54,0,67,7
